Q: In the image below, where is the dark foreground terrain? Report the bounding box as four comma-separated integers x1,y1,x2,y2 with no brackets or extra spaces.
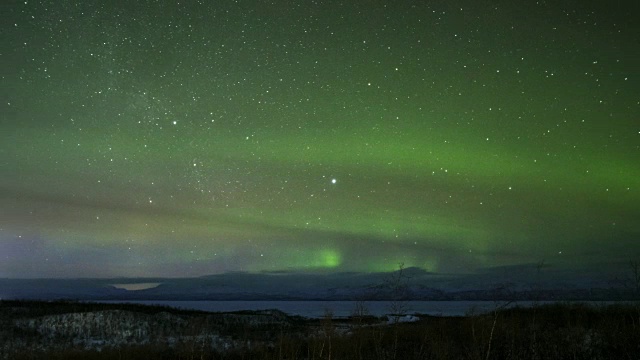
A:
1,300,638,359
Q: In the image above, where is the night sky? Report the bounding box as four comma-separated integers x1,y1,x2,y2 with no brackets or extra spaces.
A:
2,0,639,278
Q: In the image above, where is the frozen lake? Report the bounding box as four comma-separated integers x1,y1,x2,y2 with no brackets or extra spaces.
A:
97,300,623,318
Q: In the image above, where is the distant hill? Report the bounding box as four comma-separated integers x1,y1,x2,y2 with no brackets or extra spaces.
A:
1,265,637,301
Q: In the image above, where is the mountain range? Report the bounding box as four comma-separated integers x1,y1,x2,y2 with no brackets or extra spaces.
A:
2,265,637,301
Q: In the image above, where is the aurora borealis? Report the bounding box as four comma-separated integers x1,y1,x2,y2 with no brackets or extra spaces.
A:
2,0,639,278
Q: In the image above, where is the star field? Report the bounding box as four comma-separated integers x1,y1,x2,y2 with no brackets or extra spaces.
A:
1,0,639,278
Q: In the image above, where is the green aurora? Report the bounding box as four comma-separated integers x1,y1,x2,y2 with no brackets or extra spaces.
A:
1,0,638,277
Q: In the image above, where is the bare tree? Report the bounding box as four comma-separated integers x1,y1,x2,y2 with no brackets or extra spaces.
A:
385,262,411,322
629,260,640,295
350,300,370,325
530,260,545,360
384,262,413,360
616,260,640,299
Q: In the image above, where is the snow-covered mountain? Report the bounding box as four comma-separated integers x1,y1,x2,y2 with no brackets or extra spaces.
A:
1,265,635,301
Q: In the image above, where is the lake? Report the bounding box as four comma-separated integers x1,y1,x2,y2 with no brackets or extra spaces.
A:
98,300,623,318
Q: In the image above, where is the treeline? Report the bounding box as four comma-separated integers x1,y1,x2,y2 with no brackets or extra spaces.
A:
2,300,639,359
